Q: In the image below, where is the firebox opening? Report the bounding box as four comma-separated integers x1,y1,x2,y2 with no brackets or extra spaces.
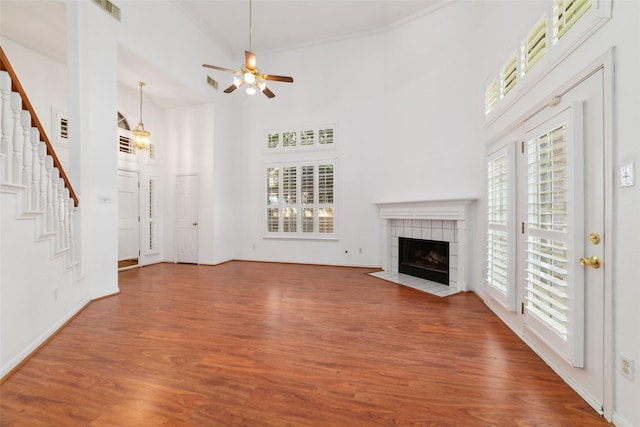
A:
398,237,449,285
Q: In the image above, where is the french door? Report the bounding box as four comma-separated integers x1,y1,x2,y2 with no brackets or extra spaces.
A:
486,67,606,412
521,68,605,410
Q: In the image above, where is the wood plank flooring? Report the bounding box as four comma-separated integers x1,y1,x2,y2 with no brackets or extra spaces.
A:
0,262,609,426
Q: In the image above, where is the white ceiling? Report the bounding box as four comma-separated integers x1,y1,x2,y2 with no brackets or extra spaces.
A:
0,0,450,108
176,1,451,59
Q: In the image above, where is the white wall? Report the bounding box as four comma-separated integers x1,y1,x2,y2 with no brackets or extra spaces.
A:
117,1,240,266
381,2,484,202
234,33,388,266
234,3,482,269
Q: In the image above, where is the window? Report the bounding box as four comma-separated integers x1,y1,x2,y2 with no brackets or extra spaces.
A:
51,108,69,145
521,14,547,77
525,123,571,338
484,0,608,118
523,103,585,367
119,134,134,154
501,52,518,98
264,125,337,238
266,126,335,151
486,142,517,311
485,76,499,115
553,0,591,44
265,160,336,239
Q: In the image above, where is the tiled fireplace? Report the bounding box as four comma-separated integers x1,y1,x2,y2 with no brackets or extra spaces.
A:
375,199,475,293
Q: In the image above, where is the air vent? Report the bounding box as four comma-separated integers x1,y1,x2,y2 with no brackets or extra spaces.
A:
119,135,133,154
206,76,219,91
92,0,121,21
59,117,68,140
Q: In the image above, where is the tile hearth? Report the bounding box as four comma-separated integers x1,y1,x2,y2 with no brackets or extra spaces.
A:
369,271,460,297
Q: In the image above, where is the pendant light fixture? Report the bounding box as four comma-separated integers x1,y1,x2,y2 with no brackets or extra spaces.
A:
132,81,151,150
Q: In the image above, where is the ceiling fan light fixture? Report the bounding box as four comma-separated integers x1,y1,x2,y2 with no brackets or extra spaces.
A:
244,71,256,84
201,0,293,99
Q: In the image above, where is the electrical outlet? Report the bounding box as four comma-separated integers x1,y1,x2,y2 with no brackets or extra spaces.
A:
621,355,634,381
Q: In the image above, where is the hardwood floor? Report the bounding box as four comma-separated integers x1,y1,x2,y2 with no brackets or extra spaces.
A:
0,262,608,426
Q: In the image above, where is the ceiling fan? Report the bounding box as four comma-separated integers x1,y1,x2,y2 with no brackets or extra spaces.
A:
202,0,294,99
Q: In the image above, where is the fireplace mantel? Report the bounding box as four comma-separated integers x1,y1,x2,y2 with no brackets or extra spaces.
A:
375,198,475,220
374,199,476,292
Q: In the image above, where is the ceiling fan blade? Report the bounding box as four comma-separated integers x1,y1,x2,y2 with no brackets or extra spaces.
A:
223,84,238,94
245,51,257,70
262,87,276,98
263,74,294,83
203,64,238,74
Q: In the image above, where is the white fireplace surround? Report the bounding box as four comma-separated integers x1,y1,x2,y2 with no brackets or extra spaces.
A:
375,199,476,292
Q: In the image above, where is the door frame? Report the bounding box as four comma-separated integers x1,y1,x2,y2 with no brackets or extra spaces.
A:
484,49,614,418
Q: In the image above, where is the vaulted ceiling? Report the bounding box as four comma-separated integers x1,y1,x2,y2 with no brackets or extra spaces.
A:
0,0,450,108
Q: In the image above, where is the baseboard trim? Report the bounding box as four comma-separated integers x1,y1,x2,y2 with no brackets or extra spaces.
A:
0,296,91,382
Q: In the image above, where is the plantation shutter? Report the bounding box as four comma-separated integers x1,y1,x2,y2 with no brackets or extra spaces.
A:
486,142,517,310
501,53,518,98
485,76,499,115
521,15,547,77
553,0,592,44
318,164,334,233
524,103,584,367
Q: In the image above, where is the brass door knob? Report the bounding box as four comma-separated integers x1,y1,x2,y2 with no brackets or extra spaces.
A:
580,256,600,269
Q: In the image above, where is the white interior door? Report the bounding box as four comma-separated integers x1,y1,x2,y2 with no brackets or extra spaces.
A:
176,175,199,264
521,69,605,411
118,169,140,263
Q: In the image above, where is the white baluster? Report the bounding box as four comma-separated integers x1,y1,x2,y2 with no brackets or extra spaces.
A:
0,72,13,182
44,155,54,233
60,185,69,251
21,111,31,189
56,177,65,249
38,141,47,218
67,197,75,263
10,92,22,184
30,128,40,210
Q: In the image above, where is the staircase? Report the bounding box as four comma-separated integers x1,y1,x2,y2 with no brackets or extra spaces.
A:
1,46,85,379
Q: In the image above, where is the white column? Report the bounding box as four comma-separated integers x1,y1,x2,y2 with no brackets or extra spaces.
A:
67,1,119,298
380,218,390,271
456,219,468,292
10,92,22,184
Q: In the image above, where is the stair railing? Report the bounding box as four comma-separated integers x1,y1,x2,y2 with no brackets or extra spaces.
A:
0,45,78,207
